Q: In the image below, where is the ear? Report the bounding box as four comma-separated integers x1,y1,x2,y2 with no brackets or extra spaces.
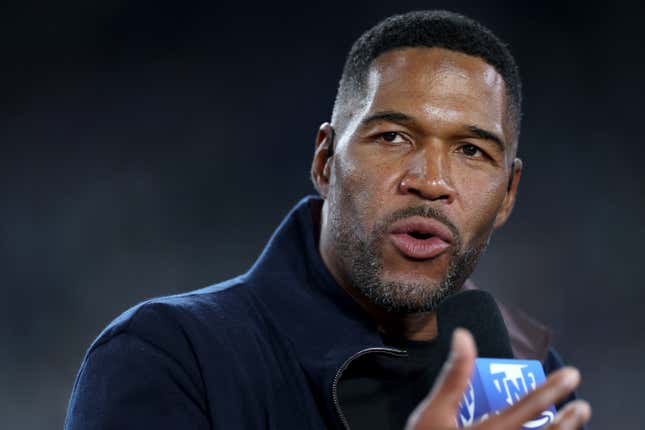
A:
493,158,522,229
310,122,335,198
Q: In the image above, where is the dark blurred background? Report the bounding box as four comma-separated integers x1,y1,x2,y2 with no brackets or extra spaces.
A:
1,0,643,428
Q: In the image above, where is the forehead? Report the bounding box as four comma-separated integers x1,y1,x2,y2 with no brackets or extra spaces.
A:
360,47,508,141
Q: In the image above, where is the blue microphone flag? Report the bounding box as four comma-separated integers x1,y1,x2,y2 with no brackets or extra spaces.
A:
457,358,556,429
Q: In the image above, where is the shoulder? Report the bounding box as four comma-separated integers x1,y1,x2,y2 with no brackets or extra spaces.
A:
66,278,255,430
87,275,260,358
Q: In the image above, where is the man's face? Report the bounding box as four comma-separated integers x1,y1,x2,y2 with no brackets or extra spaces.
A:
314,47,521,313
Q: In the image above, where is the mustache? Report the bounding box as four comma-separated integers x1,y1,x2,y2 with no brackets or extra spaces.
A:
376,205,460,243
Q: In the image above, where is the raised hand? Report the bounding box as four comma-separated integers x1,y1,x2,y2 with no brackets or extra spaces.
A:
405,329,591,430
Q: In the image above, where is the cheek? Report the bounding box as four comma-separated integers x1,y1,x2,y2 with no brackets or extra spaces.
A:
330,152,396,234
328,157,369,227
454,172,507,242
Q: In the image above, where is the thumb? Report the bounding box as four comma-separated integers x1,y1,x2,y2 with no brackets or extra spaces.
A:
406,328,477,430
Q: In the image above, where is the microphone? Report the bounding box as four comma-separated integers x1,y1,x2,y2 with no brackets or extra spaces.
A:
436,290,556,429
437,289,514,360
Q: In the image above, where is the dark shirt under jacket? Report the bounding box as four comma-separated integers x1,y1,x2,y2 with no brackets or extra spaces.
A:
340,336,442,430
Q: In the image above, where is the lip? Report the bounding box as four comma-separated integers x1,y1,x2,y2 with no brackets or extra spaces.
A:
388,216,453,260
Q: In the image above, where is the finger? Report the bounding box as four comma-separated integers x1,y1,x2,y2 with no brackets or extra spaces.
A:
406,328,477,429
481,367,581,430
546,400,591,430
427,328,477,412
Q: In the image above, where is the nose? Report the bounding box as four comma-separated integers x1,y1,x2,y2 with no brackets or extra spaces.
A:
398,146,456,203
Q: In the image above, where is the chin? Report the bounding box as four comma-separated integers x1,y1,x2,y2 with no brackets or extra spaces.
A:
382,258,451,285
382,270,442,286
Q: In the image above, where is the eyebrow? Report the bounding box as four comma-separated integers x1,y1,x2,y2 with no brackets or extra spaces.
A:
360,110,507,152
361,110,414,126
465,125,506,152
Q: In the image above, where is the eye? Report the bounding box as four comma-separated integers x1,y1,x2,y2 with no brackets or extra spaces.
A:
459,143,487,159
377,131,407,144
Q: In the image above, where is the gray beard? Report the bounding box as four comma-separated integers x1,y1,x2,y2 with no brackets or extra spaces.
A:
332,206,487,313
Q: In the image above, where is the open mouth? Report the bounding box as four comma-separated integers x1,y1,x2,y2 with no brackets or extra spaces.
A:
408,231,434,240
388,216,453,260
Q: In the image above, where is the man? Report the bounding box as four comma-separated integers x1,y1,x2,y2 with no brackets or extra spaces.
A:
65,10,591,430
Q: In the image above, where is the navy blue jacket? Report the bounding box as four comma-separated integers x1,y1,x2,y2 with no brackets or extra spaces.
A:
65,196,571,429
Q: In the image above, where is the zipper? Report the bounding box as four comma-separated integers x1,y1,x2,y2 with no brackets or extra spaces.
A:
331,347,407,430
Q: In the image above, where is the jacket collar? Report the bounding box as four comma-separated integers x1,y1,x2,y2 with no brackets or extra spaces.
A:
247,196,383,427
246,195,551,425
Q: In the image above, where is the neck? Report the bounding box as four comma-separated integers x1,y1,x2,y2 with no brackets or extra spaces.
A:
378,312,438,341
339,276,439,341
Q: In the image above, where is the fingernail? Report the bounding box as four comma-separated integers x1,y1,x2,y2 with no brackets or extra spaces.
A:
450,328,465,356
561,368,580,389
448,328,461,360
575,401,592,419
452,327,466,341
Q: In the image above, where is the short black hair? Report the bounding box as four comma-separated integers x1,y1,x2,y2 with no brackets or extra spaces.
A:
332,10,522,143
